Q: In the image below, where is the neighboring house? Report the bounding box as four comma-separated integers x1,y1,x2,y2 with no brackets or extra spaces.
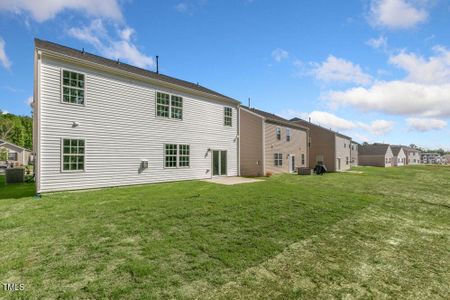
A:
401,146,421,165
421,153,442,164
358,143,394,167
239,107,309,176
350,141,359,166
290,118,352,172
391,146,406,166
0,140,32,167
444,154,450,165
34,39,240,193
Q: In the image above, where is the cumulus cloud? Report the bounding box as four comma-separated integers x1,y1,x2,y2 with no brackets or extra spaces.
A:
366,35,388,50
0,37,11,69
311,55,372,85
280,109,394,136
389,46,450,84
271,48,289,62
406,117,447,132
0,0,123,22
369,0,428,29
68,19,154,69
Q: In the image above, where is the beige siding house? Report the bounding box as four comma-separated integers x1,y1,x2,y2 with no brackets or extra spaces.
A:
239,107,309,176
0,140,32,167
290,118,352,172
391,146,406,166
358,144,394,167
351,141,359,166
401,146,421,165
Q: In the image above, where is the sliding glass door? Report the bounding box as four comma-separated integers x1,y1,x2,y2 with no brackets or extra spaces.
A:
212,150,227,176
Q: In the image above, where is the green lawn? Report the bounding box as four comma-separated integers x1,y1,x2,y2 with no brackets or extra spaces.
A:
0,166,449,299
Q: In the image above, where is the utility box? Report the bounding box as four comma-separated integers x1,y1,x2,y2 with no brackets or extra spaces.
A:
5,168,25,184
298,167,312,175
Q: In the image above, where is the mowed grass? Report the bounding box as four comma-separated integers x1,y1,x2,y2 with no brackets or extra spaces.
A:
0,166,449,299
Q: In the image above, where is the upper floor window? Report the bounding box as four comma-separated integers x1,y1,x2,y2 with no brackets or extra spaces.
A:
62,139,85,171
276,127,281,140
157,92,183,119
274,153,283,166
224,107,232,126
286,128,291,142
62,70,85,105
346,157,349,165
344,143,346,148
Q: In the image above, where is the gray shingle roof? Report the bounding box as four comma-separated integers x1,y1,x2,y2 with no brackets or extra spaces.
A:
241,106,309,131
35,39,240,104
290,117,352,140
390,145,403,156
359,143,390,156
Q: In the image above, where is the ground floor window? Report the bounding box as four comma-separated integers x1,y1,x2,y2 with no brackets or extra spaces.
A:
274,153,283,166
301,154,305,165
62,139,85,171
7,152,17,161
165,144,190,168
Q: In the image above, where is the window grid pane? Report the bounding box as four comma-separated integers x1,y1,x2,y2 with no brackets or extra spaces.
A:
165,144,178,167
224,107,232,126
179,145,190,167
62,139,85,171
62,70,85,105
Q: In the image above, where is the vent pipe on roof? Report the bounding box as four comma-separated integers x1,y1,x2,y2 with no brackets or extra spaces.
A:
81,48,85,54
309,117,311,122
156,55,159,74
248,98,251,108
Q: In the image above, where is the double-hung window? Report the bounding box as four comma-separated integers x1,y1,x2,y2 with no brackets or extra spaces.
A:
164,144,190,168
8,152,17,161
224,107,232,126
274,153,283,166
62,139,85,171
301,154,305,165
62,70,85,105
157,92,183,119
276,128,281,140
286,128,291,142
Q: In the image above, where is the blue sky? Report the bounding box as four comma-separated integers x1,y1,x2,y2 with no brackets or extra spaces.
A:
0,0,449,149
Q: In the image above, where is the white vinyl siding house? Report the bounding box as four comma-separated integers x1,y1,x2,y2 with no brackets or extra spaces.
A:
34,40,239,193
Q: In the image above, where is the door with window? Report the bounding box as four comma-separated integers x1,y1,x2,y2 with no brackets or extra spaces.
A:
212,150,227,176
336,158,341,170
289,155,295,173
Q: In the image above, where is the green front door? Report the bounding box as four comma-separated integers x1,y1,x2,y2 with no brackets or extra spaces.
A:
212,150,227,176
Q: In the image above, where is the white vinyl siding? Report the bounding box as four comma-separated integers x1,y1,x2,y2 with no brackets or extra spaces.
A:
37,55,238,192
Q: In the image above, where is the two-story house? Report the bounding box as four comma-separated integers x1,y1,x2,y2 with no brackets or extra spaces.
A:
290,118,352,172
33,39,240,193
239,106,309,176
358,143,394,167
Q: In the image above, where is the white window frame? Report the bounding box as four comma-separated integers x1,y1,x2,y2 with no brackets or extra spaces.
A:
276,127,281,140
164,144,190,169
286,128,291,142
274,153,283,166
60,68,86,106
61,138,85,173
156,91,183,120
224,107,233,127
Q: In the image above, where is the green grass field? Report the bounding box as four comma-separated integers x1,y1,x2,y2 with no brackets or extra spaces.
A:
0,166,449,299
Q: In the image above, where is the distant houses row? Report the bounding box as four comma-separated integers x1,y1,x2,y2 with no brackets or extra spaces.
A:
27,39,447,192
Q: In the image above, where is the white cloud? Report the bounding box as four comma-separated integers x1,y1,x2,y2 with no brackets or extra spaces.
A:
1,110,9,114
326,81,450,118
389,46,450,84
369,0,428,29
175,3,190,13
0,37,11,69
68,19,154,69
279,109,393,136
26,96,33,106
366,35,388,50
271,48,289,62
407,117,447,132
0,0,123,22
311,55,372,85
358,119,395,136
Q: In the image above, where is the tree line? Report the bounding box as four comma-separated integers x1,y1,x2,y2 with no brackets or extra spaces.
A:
0,111,33,150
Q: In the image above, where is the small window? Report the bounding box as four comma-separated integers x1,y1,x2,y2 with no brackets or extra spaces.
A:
62,70,85,105
286,128,291,142
157,92,183,119
351,145,354,150
165,144,190,168
344,143,346,148
274,153,283,166
346,157,349,165
8,152,18,161
276,128,281,140
62,139,85,171
301,154,305,165
224,107,232,126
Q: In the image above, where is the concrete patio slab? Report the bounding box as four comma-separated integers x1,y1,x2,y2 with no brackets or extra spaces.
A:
203,176,263,185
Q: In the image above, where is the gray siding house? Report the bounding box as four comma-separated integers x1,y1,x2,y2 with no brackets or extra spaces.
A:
290,118,352,172
391,146,406,166
33,39,240,193
350,141,359,166
239,107,309,176
358,144,394,167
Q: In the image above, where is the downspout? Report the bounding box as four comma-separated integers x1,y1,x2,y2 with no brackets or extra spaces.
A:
237,105,240,176
34,50,42,195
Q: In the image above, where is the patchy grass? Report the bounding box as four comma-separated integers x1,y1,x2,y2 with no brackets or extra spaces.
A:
0,166,449,299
